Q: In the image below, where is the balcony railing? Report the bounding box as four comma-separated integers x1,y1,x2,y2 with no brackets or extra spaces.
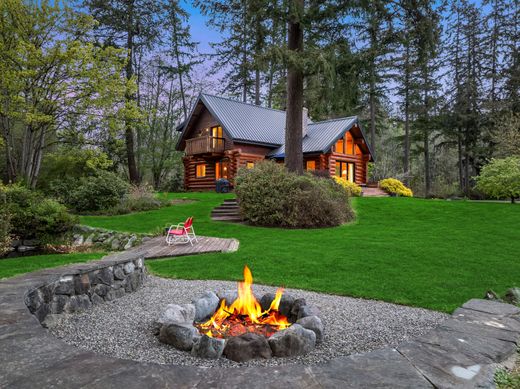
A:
185,136,226,155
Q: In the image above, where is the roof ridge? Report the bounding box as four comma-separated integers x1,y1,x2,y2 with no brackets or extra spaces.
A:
309,116,357,125
201,93,287,114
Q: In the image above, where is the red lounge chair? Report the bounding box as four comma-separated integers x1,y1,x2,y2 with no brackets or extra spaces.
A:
166,217,198,246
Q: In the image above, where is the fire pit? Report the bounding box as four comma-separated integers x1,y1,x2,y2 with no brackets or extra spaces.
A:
155,265,323,362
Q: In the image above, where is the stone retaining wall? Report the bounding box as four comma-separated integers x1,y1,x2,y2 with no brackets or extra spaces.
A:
24,253,146,327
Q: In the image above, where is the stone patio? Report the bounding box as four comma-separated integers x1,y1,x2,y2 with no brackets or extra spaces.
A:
0,251,519,388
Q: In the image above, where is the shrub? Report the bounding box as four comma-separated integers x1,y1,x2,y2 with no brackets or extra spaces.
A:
0,184,77,240
475,157,520,203
379,178,413,197
235,161,354,228
333,176,362,197
39,148,113,195
105,184,169,215
68,171,129,212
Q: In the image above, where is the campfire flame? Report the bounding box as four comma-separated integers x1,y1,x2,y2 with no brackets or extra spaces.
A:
196,265,291,338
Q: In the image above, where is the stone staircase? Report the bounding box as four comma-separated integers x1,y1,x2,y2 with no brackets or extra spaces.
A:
361,185,390,197
211,199,243,222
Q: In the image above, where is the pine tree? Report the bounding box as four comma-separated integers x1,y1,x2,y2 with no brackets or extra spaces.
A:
83,0,165,183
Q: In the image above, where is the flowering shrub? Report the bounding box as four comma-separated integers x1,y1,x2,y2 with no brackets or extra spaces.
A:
332,176,362,197
379,178,413,197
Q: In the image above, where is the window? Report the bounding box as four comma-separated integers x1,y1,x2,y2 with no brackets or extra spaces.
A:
246,162,255,169
346,132,354,154
335,138,345,154
196,164,206,178
215,160,229,179
306,160,316,171
355,144,363,155
335,161,355,182
211,126,224,149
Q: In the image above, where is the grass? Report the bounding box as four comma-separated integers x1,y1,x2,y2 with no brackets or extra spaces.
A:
77,192,520,313
0,252,106,279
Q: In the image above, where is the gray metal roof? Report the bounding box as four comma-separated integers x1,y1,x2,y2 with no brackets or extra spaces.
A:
201,94,286,146
268,117,357,157
178,93,373,158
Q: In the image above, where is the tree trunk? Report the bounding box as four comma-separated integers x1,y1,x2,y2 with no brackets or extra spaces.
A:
457,130,464,192
172,19,188,120
255,68,261,105
284,0,304,175
423,68,431,197
403,43,410,185
125,0,140,184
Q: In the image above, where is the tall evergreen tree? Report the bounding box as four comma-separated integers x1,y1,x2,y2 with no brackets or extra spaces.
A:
83,0,164,183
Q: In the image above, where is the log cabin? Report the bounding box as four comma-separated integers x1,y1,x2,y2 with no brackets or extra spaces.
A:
176,93,375,191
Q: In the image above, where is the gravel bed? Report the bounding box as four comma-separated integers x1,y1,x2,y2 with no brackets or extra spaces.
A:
49,275,448,368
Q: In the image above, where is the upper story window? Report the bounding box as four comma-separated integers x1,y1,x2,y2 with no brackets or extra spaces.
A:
196,164,206,178
211,126,223,138
335,131,355,155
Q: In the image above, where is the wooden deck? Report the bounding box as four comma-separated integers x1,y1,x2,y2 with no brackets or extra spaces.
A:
126,236,239,260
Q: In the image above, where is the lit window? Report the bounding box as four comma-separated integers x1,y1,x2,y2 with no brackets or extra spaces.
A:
306,160,316,171
335,139,344,154
346,132,354,154
196,164,206,178
246,162,255,169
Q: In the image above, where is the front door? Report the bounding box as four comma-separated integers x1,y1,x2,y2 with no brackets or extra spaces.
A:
335,161,355,183
215,159,230,179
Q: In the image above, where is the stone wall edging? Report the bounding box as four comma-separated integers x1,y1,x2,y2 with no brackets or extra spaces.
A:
0,258,519,388
23,252,147,326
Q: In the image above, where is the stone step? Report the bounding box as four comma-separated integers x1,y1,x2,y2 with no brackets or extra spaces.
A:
211,209,240,216
362,187,389,197
215,204,239,210
223,199,238,204
212,216,244,222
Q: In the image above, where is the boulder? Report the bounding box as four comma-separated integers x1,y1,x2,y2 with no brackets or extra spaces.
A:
260,293,295,317
111,239,121,250
64,295,92,313
73,235,84,246
124,271,141,293
504,288,520,305
268,324,316,357
217,289,238,306
192,291,220,322
90,293,104,305
484,290,500,300
123,262,135,274
53,276,75,295
289,298,307,321
96,267,114,285
74,273,90,294
25,288,44,313
191,335,226,359
223,333,272,362
159,323,199,351
158,304,196,326
296,315,324,343
23,239,40,246
17,245,36,253
50,294,70,314
113,266,126,281
124,235,137,250
93,284,111,297
297,305,320,320
84,234,95,245
105,288,126,301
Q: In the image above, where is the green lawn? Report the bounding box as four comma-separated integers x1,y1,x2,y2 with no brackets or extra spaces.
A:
0,252,106,279
79,193,520,313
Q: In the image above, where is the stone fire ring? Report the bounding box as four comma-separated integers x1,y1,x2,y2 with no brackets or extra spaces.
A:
155,290,323,361
1,252,519,388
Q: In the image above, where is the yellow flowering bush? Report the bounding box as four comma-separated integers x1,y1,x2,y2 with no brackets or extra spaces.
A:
333,176,362,197
379,178,413,197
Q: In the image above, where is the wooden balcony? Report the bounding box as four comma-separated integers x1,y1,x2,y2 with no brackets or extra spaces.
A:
185,136,226,155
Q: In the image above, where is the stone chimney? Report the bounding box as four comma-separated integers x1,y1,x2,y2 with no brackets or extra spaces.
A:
302,107,308,138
